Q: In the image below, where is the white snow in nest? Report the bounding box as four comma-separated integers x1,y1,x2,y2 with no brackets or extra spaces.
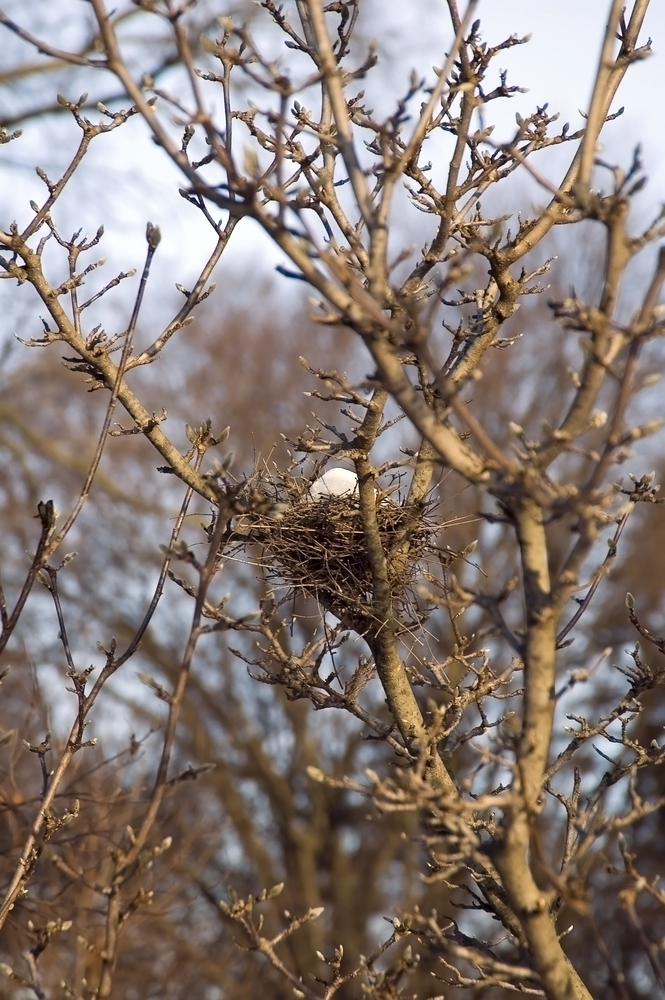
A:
309,468,359,500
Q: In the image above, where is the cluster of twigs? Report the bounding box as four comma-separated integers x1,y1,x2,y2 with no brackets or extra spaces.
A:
236,476,436,623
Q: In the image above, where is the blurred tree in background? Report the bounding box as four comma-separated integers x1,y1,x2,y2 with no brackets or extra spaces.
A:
1,2,665,998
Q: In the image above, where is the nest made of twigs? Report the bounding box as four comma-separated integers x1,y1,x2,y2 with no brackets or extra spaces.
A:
235,480,437,624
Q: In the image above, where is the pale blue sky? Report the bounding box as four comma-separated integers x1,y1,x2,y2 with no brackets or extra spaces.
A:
1,1,663,331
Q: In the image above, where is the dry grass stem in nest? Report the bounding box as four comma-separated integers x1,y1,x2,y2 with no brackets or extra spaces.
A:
235,479,439,624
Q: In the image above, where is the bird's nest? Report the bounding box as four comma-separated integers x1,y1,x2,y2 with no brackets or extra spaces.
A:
234,477,438,625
